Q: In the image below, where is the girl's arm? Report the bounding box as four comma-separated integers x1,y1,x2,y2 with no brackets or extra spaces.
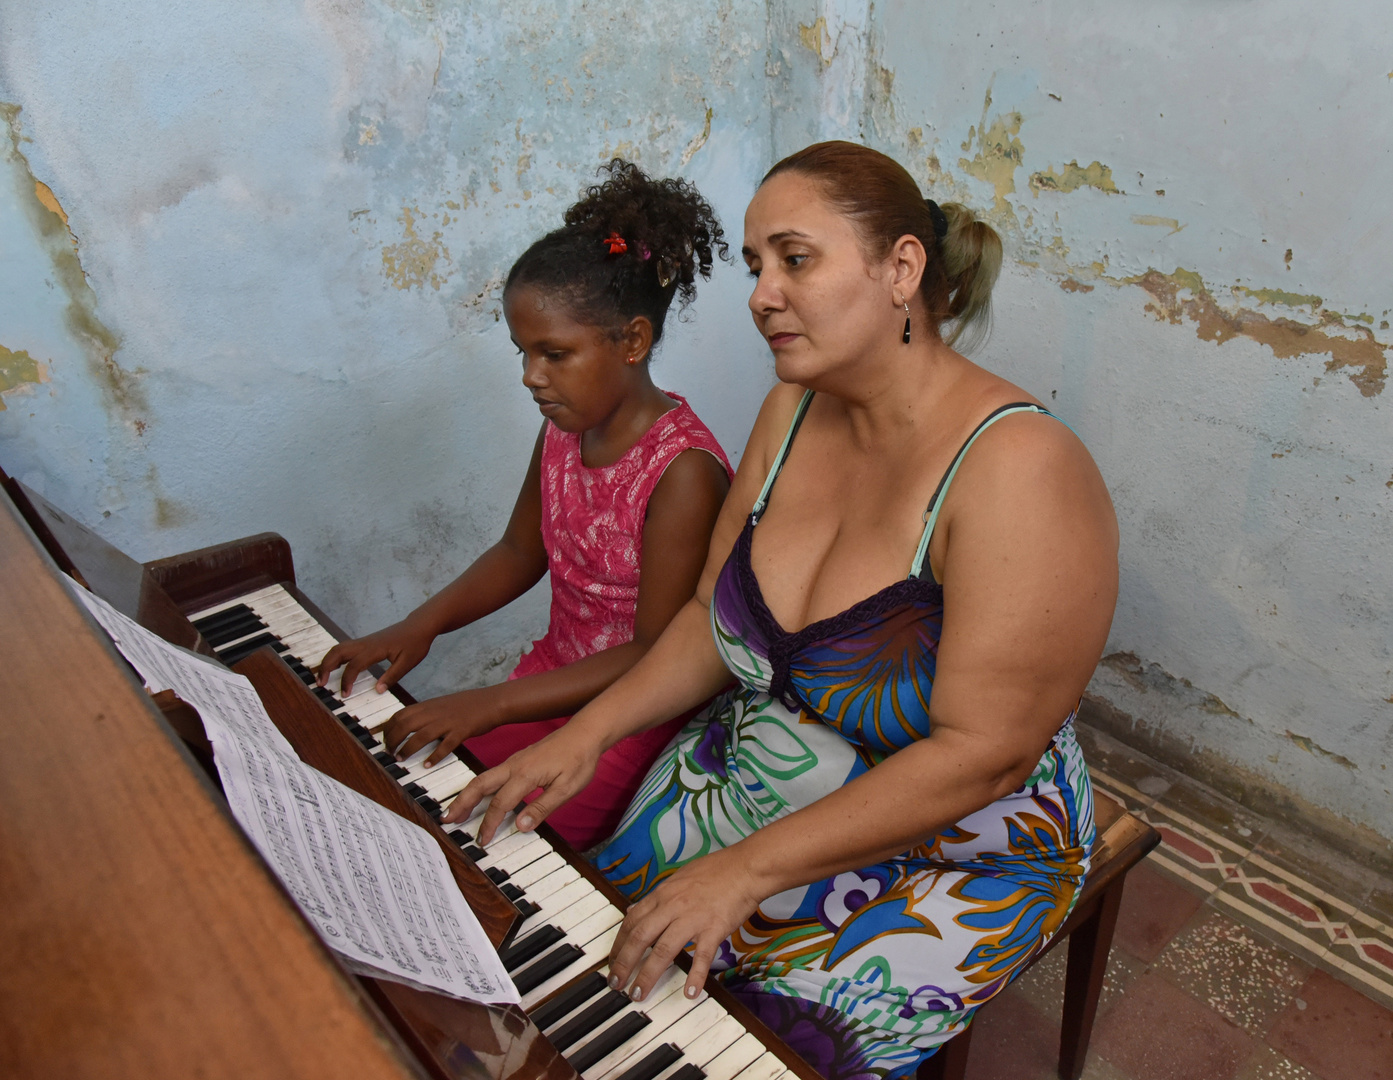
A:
446,384,807,829
317,427,551,693
606,411,1120,1003
388,446,731,766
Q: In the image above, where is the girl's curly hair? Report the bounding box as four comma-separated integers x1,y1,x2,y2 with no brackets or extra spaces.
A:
505,159,729,352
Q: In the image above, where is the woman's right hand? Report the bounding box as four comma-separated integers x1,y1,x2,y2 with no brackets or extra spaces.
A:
316,617,436,695
443,722,604,844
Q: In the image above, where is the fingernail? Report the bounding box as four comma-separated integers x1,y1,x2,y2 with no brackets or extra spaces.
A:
686,985,699,998
609,974,620,988
518,815,532,830
630,986,643,1002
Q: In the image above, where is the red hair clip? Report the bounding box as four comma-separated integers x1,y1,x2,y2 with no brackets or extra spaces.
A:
603,231,628,255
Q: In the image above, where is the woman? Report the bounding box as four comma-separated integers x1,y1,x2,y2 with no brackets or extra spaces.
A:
451,142,1119,1079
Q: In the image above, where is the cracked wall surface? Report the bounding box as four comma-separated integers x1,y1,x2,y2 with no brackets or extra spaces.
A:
769,0,1393,841
2,0,1391,843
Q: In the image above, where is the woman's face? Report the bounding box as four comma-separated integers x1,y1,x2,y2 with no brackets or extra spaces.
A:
742,172,897,388
503,285,632,433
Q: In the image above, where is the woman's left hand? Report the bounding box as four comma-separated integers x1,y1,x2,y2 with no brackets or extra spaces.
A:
608,846,765,1003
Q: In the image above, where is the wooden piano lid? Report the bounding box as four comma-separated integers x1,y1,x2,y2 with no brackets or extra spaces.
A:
0,495,427,1079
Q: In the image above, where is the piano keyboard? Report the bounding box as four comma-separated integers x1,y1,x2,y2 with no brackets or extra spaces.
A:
188,584,802,1080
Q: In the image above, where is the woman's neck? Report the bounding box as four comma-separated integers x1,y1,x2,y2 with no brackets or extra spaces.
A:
811,337,970,451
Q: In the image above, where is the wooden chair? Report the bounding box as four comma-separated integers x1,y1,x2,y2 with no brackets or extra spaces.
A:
919,787,1161,1080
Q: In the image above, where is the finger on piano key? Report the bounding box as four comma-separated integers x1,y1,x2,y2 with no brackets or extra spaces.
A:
583,994,723,1080
520,922,622,1011
700,1034,766,1080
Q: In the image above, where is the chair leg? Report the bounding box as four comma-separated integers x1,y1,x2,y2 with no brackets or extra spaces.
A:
1058,879,1127,1080
916,1022,974,1080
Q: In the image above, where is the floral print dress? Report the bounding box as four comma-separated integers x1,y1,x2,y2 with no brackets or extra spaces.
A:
597,392,1095,1080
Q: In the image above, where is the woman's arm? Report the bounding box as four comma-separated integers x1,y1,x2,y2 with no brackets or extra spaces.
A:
607,412,1120,1002
386,447,731,766
317,426,552,693
446,383,808,831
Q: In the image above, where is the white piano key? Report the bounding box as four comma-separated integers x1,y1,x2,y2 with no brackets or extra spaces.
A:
478,827,546,865
682,1014,746,1066
520,865,583,904
702,1034,767,1080
728,1051,792,1080
519,922,621,1011
508,851,566,889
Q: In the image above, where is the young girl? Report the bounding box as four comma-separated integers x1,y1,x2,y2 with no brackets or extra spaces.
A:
317,160,733,849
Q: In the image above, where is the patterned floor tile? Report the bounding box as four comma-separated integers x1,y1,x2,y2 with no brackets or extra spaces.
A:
1266,970,1393,1080
1092,971,1259,1080
1114,858,1208,962
1230,1045,1319,1080
1154,910,1311,1034
961,988,1059,1080
1153,774,1270,852
1011,932,1146,1023
1251,823,1381,917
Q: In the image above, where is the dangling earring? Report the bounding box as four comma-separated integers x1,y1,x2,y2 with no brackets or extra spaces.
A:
900,297,912,345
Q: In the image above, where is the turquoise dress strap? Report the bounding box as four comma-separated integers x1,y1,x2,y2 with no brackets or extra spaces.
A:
909,403,1063,580
750,389,815,524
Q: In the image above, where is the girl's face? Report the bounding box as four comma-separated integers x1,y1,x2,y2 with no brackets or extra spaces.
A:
742,172,899,388
503,286,636,433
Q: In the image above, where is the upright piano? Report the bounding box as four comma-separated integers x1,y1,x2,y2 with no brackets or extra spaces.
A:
0,468,819,1080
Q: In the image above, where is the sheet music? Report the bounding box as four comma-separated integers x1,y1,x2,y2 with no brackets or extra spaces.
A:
68,579,518,1005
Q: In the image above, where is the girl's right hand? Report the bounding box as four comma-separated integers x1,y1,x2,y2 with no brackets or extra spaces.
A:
443,722,603,844
316,618,436,694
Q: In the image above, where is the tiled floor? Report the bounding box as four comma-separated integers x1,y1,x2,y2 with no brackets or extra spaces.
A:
956,724,1393,1080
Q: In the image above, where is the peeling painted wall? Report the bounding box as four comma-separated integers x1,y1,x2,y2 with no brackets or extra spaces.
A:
0,0,777,698
764,0,1393,842
2,1,1391,844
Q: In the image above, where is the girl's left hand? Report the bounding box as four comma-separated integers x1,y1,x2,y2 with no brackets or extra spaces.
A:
380,686,506,767
607,846,765,1003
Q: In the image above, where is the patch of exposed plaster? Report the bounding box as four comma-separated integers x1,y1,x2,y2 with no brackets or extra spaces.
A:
913,89,1389,397
957,85,1023,217
1029,160,1120,196
680,106,713,169
1,103,143,422
0,345,48,410
1285,730,1358,771
798,17,832,67
1133,269,1387,397
380,205,452,291
1132,214,1185,236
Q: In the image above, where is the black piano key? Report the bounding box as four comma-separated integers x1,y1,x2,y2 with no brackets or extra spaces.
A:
500,883,525,902
512,943,585,995
402,782,427,799
548,989,632,1051
613,1043,685,1080
566,1011,653,1074
462,844,488,862
384,762,409,780
203,614,268,647
498,925,567,972
191,605,255,632
312,688,346,710
485,866,509,884
530,970,608,1031
514,899,541,920
217,632,281,665
414,795,442,817
666,1063,706,1080
355,730,380,751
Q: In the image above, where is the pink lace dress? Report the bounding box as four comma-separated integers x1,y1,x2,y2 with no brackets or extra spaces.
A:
465,393,733,848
